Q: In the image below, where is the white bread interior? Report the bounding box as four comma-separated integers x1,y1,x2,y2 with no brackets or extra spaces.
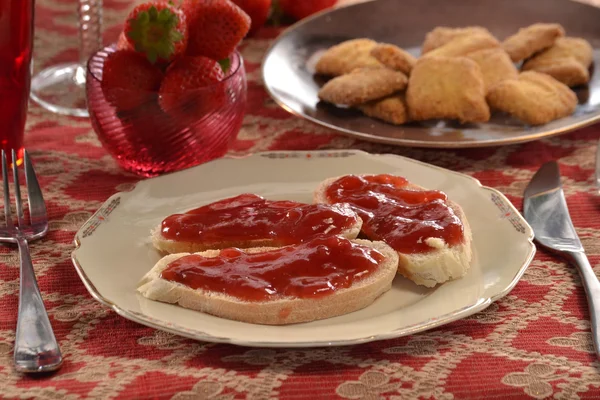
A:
138,239,399,325
313,176,473,288
152,208,363,254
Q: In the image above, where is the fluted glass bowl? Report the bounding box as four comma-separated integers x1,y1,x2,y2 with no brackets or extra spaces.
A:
86,46,247,177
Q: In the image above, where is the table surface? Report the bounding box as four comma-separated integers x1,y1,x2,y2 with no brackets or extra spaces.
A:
3,0,600,398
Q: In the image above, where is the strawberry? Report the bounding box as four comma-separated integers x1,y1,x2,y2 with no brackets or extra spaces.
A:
101,50,164,111
181,0,251,60
278,0,337,20
231,0,271,36
124,1,188,64
158,56,226,118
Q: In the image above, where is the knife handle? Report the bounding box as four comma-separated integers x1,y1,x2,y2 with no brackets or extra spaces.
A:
567,251,600,359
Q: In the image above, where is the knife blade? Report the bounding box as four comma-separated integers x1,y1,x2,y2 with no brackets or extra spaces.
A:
595,138,600,190
524,161,600,359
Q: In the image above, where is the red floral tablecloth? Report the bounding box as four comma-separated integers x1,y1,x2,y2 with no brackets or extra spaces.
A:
3,0,600,398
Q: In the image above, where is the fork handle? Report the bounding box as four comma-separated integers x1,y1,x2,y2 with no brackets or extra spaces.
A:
567,251,600,359
14,237,63,373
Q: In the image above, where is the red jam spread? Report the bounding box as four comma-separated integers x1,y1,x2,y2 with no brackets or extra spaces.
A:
325,174,464,254
160,236,385,301
160,194,358,245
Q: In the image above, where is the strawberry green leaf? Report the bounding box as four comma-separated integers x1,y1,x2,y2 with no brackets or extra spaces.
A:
158,8,171,22
218,58,231,74
149,6,158,19
126,5,185,64
269,0,283,26
147,49,158,64
172,31,183,42
138,10,149,24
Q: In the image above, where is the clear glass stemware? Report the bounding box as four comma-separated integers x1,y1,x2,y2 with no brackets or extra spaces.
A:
30,0,102,118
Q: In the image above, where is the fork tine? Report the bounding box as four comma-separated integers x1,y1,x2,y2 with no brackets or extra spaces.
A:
1,150,14,229
12,150,25,227
23,150,47,227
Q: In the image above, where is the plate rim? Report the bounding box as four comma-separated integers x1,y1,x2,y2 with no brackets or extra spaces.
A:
260,0,600,149
71,149,536,347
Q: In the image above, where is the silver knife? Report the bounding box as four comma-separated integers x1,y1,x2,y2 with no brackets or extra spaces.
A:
595,138,600,190
524,161,600,359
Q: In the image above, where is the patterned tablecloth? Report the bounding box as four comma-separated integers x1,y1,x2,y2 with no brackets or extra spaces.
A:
3,0,600,398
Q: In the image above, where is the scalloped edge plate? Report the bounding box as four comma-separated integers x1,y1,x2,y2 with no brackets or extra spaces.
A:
71,150,535,347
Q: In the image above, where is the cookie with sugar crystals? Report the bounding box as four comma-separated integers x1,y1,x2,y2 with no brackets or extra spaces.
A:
465,47,518,92
318,68,408,106
406,56,490,123
502,23,565,62
315,39,382,77
357,94,410,125
486,71,577,125
522,37,593,87
422,32,500,59
371,43,417,75
421,26,493,54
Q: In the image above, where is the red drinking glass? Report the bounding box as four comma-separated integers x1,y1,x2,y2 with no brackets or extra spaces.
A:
0,0,34,165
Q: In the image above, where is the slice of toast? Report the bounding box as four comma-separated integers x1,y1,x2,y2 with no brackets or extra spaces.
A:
314,176,473,288
152,196,363,254
138,239,399,325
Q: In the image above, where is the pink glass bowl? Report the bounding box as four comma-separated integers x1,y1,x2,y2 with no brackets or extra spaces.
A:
86,46,247,177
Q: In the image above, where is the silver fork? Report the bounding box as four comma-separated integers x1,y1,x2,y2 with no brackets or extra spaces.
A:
0,150,62,373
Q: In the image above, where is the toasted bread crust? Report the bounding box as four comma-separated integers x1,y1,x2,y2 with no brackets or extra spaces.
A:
138,239,399,325
313,175,473,287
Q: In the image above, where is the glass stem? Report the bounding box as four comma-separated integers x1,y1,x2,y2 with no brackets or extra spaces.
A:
78,0,103,67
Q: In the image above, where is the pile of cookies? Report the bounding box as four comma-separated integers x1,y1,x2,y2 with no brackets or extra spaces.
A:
315,23,594,126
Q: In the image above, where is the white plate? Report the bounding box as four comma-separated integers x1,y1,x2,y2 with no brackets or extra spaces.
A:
72,150,536,347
